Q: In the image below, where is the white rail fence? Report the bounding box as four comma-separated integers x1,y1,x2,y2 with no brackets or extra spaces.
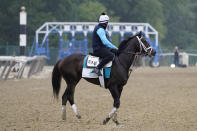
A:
159,52,197,66
0,56,46,80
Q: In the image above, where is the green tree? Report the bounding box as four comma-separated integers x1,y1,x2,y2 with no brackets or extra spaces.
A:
1,0,197,51
161,0,197,49
0,0,19,45
99,0,135,22
0,0,55,46
131,0,166,41
78,1,119,22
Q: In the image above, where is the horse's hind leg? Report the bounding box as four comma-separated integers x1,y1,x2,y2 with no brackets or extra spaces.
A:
67,83,81,119
62,87,69,120
62,82,81,120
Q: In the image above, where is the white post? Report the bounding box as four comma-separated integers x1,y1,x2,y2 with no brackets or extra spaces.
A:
181,52,189,66
19,6,27,56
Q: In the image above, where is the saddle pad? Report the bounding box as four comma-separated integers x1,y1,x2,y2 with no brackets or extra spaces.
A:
86,55,112,68
82,55,112,79
82,67,111,79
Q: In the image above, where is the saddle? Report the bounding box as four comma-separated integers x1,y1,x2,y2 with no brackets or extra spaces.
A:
82,55,112,78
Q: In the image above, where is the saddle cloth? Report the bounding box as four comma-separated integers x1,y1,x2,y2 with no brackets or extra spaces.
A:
82,55,112,78
86,55,112,67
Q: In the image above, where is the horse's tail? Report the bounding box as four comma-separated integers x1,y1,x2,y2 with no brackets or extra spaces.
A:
52,60,62,99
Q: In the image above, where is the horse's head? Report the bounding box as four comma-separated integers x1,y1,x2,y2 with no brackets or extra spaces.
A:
135,32,156,57
118,32,156,57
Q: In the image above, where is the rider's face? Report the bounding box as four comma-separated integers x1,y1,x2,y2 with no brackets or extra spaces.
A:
102,23,108,29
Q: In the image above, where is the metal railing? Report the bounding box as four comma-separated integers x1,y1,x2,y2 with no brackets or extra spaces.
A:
0,56,46,80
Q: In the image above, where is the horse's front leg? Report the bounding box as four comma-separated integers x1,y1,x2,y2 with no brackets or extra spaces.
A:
103,85,122,125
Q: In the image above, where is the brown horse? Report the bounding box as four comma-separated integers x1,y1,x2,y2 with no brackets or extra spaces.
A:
52,32,156,125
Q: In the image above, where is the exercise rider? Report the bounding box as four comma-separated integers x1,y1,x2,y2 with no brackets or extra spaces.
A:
92,13,118,76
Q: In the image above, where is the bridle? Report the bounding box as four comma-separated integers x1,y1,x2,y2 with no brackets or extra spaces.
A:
119,36,153,56
117,36,153,76
136,36,153,56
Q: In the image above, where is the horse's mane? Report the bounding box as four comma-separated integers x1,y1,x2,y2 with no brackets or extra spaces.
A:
118,34,138,51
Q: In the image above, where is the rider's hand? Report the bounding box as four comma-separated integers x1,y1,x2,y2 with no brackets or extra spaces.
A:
110,48,118,55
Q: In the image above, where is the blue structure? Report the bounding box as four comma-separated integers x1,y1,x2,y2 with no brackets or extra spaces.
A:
30,22,160,65
146,37,160,66
30,23,88,60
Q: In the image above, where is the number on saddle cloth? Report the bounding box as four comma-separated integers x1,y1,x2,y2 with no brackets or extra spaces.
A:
82,55,112,78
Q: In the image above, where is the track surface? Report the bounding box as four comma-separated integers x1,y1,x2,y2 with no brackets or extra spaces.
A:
0,67,197,131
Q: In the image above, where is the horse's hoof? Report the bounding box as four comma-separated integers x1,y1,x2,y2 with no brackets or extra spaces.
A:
114,120,120,126
62,113,66,120
62,111,66,120
62,115,66,120
76,114,81,119
103,117,110,125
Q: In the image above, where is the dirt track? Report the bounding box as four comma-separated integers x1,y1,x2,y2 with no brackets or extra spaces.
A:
0,67,197,131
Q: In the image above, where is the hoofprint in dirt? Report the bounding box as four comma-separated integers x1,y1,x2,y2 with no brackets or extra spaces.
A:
0,67,197,131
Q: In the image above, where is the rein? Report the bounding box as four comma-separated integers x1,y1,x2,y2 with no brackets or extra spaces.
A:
119,51,141,55
116,51,140,77
128,55,138,77
117,35,151,77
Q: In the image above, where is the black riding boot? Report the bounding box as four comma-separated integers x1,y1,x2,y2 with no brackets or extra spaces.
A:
93,67,102,76
93,48,115,76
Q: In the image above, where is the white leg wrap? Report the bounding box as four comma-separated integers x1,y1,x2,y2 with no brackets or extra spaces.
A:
62,105,66,111
62,105,66,120
109,107,117,118
72,104,78,115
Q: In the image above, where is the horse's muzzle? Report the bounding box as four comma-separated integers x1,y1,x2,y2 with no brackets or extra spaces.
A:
146,48,156,57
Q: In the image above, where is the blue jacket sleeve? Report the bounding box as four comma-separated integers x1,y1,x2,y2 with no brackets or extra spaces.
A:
96,28,117,49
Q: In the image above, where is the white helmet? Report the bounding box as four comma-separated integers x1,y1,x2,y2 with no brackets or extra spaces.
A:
99,13,109,23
